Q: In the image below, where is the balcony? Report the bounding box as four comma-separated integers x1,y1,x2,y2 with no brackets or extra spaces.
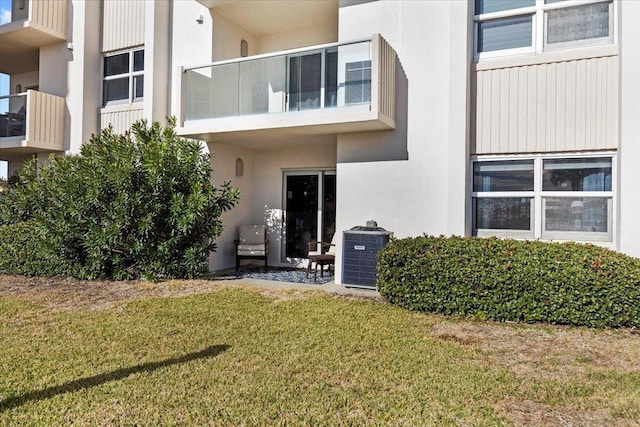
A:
177,35,396,143
0,90,65,155
0,0,68,74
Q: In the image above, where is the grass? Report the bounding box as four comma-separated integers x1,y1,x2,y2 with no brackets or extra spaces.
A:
1,278,639,426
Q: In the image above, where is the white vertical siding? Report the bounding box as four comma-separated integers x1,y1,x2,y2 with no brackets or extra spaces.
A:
473,55,619,154
102,0,145,52
25,90,65,151
100,108,144,134
29,0,67,39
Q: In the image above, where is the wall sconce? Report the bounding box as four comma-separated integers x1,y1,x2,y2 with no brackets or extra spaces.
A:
18,0,25,10
235,158,244,177
196,14,204,24
241,40,248,57
15,84,22,94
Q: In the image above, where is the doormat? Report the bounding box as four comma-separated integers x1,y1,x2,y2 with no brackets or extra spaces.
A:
215,267,334,285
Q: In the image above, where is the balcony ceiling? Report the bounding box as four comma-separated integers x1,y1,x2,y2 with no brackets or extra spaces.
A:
197,0,338,36
0,21,62,74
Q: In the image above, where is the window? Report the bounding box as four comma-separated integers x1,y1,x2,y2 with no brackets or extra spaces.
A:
472,154,614,242
473,160,535,237
474,0,613,59
103,48,144,106
344,60,371,105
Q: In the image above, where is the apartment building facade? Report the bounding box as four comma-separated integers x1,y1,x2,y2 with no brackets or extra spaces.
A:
0,0,638,282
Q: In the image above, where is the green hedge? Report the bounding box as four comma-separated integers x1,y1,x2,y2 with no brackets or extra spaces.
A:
377,236,640,328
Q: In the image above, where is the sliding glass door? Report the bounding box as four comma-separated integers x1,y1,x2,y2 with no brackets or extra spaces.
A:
283,171,336,259
287,51,322,111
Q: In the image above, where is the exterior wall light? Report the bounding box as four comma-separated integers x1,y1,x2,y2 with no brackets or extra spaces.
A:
236,158,244,177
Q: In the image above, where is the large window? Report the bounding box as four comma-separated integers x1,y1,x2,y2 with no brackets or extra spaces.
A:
472,154,614,242
474,0,614,59
103,48,144,106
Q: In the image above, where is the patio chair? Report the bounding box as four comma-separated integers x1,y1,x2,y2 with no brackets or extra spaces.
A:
235,224,268,271
306,233,337,281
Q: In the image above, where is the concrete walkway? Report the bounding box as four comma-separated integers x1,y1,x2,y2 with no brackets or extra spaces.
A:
238,277,381,298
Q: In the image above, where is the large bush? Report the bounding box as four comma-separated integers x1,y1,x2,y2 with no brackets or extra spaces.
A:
377,236,640,328
0,119,239,280
0,221,68,276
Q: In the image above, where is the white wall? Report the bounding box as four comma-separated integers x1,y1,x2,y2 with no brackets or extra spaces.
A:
143,0,170,124
7,71,38,114
9,71,38,93
11,0,28,21
7,158,28,177
37,1,101,154
334,0,471,283
618,0,640,258
209,143,256,271
39,43,69,98
211,11,257,61
170,0,215,121
256,25,337,54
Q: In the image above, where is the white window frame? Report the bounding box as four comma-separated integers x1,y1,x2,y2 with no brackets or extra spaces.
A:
473,0,615,60
102,48,144,107
471,152,616,244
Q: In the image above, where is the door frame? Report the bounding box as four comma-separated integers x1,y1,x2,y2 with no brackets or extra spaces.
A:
281,169,336,264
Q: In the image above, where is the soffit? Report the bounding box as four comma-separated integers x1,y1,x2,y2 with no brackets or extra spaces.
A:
197,0,338,36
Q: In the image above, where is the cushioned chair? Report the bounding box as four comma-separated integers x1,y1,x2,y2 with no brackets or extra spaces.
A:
235,224,268,271
306,233,337,281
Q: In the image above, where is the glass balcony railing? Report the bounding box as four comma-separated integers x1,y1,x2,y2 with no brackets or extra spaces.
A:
184,40,373,121
0,93,26,138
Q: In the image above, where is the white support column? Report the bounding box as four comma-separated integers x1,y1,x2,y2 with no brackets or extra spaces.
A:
446,0,473,236
618,0,640,258
143,0,171,125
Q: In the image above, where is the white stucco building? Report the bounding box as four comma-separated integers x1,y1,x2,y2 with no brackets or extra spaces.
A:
1,0,638,282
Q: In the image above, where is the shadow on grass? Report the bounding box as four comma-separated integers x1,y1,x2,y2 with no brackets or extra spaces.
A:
0,344,230,412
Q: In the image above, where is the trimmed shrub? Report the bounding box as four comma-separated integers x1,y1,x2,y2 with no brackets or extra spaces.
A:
377,236,640,328
0,119,239,280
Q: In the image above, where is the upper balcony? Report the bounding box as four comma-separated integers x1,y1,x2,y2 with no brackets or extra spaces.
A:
0,90,66,155
0,0,68,74
176,35,397,143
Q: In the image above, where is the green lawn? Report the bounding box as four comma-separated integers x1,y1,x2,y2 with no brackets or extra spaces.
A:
1,280,638,425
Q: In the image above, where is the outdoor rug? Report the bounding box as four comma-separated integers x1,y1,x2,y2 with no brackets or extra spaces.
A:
215,267,334,285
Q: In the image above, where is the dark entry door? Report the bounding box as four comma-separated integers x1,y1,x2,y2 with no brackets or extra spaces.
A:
285,174,318,258
284,171,336,259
